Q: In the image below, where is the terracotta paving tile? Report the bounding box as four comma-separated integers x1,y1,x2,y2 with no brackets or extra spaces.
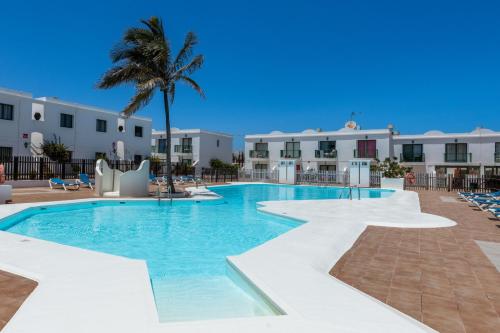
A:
387,288,422,319
0,271,37,331
486,292,500,316
330,190,500,333
458,301,500,333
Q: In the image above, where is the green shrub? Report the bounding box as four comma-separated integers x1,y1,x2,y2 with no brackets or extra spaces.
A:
373,157,412,178
209,159,238,172
38,135,71,163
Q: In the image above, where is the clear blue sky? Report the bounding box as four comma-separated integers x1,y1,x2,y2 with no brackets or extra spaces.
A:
1,0,499,149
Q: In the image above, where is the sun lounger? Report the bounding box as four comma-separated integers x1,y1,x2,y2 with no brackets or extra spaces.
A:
472,198,500,211
77,173,95,189
49,178,80,191
460,191,500,202
488,207,500,220
180,175,195,184
149,174,162,185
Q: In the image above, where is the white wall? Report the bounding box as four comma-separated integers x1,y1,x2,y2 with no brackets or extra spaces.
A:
151,130,233,172
198,132,233,168
0,89,152,160
387,132,500,175
0,90,31,156
244,130,392,172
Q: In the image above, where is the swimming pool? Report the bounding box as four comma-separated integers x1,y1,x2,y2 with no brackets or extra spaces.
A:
0,184,393,322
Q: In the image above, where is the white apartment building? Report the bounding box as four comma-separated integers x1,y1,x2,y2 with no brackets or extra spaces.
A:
151,128,233,172
393,128,500,176
245,122,500,176
244,122,393,173
0,87,152,162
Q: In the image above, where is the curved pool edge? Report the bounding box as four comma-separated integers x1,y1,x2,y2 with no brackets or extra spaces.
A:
225,190,455,333
0,186,456,333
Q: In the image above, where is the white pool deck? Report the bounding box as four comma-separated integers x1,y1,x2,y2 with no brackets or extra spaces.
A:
0,184,456,333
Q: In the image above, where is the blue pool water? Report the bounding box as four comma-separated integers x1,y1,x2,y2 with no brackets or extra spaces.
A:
0,184,393,321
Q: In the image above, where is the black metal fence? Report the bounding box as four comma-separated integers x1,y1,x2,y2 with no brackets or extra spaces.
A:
1,156,199,181
200,168,239,183
404,173,500,192
1,156,98,181
150,161,195,177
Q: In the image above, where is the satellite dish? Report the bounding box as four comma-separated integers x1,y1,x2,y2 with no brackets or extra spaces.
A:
345,120,357,129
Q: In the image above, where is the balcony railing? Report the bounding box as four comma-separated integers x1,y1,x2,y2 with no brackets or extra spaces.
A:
249,150,269,158
353,149,378,159
174,145,193,153
495,152,500,163
315,150,337,159
400,153,425,162
280,150,301,158
444,152,471,163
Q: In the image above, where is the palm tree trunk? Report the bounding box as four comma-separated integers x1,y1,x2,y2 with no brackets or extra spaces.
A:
163,91,175,192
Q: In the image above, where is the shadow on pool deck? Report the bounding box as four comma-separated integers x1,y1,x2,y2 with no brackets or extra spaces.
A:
8,182,230,204
0,270,37,330
330,190,500,333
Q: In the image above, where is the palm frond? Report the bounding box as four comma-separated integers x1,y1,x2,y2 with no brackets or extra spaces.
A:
124,27,155,44
141,17,165,37
174,54,204,77
137,77,166,91
173,32,198,68
122,88,155,117
97,63,147,89
179,76,205,98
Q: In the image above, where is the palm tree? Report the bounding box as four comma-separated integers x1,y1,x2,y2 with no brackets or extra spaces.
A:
97,16,204,191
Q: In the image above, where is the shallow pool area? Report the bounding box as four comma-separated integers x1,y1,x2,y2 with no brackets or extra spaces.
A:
0,184,393,322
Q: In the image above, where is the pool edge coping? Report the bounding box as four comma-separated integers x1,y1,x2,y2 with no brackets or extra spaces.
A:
0,184,455,333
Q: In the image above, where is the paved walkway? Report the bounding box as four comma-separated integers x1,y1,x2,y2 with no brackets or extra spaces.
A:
11,187,96,203
0,271,37,330
9,183,229,204
331,190,500,333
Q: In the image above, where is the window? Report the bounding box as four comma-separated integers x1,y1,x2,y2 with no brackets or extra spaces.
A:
436,166,479,176
402,144,423,162
0,146,12,162
255,143,268,151
319,165,336,172
96,119,107,132
495,142,500,162
217,139,220,147
181,159,192,165
95,152,107,160
445,143,468,162
319,141,336,152
157,139,166,153
60,113,73,128
250,143,268,158
134,126,143,137
254,164,268,170
317,141,336,158
282,142,300,158
134,155,142,164
356,140,376,158
181,138,192,153
0,103,13,120
485,166,500,176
